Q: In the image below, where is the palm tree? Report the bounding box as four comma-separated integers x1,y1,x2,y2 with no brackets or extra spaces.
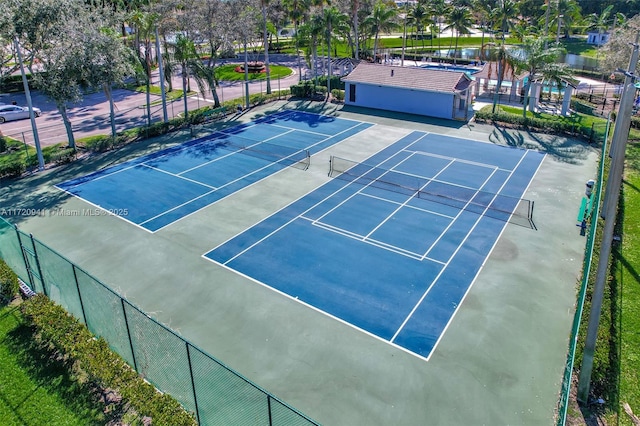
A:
481,40,515,113
129,10,156,127
408,3,428,51
473,0,493,56
284,0,310,81
491,0,519,41
444,6,473,64
172,34,204,119
261,0,272,94
364,1,397,62
556,0,581,39
348,0,361,59
513,37,565,117
323,7,348,96
430,0,449,55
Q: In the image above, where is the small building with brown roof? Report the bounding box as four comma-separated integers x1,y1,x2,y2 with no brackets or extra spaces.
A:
341,62,473,120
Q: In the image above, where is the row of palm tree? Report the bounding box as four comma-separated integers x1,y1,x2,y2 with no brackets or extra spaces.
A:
125,0,625,116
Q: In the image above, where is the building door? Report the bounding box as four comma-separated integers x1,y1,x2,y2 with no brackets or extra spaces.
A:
349,84,356,102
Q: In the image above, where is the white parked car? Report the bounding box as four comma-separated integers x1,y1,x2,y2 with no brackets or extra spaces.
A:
0,104,42,123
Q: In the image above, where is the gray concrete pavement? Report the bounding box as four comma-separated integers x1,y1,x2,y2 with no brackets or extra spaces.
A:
0,54,306,147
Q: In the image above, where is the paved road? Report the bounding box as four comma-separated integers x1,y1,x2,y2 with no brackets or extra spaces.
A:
0,54,305,147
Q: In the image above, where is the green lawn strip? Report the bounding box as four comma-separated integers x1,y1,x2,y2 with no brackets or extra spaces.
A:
0,137,70,167
0,304,106,425
559,38,600,58
215,64,292,81
618,144,640,421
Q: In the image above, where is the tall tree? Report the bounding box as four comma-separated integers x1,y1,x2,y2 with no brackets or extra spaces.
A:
171,34,202,119
129,10,157,127
83,27,136,138
430,0,449,54
261,0,272,94
363,1,397,61
283,0,309,81
512,37,565,116
322,6,347,95
408,2,428,51
443,6,473,64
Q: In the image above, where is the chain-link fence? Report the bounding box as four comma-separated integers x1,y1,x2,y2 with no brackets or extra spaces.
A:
0,216,319,426
555,127,608,426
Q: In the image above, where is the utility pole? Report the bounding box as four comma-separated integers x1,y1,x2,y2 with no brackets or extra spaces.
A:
14,37,44,171
577,33,640,404
155,27,168,123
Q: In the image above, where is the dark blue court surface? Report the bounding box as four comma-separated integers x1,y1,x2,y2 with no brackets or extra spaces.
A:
57,111,371,231
205,131,545,360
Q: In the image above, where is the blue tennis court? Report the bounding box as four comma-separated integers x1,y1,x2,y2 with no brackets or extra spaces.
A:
205,131,545,360
57,111,371,232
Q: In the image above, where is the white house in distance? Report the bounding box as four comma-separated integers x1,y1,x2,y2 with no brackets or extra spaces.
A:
341,63,473,121
586,31,610,46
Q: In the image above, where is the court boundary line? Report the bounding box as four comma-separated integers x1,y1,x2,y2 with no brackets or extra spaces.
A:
420,166,501,261
354,191,457,219
302,216,447,264
177,129,300,176
201,252,434,363
425,152,548,361
202,129,545,362
389,150,532,347
59,112,366,233
149,118,376,233
55,187,154,233
140,164,219,190
403,148,515,173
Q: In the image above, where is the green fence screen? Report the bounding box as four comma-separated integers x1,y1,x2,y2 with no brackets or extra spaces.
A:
0,216,319,426
555,133,608,425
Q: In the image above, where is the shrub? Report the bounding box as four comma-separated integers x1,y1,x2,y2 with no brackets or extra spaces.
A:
21,295,197,426
50,148,76,164
0,136,7,153
571,98,596,115
331,89,345,101
0,159,26,179
0,259,19,301
81,135,115,152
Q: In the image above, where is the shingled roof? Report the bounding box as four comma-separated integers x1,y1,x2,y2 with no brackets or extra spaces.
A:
341,62,472,93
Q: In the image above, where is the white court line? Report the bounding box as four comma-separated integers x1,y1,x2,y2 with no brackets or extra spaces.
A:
420,166,500,261
390,150,531,344
424,151,546,361
302,217,446,264
178,129,298,176
403,149,513,172
201,255,435,363
139,188,217,226
364,158,456,239
55,187,154,233
269,122,332,137
139,164,218,190
153,119,372,233
55,162,140,189
357,192,455,220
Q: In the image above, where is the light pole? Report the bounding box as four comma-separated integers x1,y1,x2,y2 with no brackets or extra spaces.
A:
14,37,44,171
577,33,640,404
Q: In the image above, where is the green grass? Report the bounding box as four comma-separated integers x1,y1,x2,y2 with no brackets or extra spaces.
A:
616,143,640,422
0,137,69,167
215,64,292,81
127,84,186,101
559,38,600,58
0,304,107,425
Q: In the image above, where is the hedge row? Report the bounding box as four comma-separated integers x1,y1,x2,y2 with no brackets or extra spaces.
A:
474,108,586,137
20,294,197,426
0,258,19,301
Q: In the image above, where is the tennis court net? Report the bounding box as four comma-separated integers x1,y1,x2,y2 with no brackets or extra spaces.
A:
329,156,535,228
219,139,310,170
